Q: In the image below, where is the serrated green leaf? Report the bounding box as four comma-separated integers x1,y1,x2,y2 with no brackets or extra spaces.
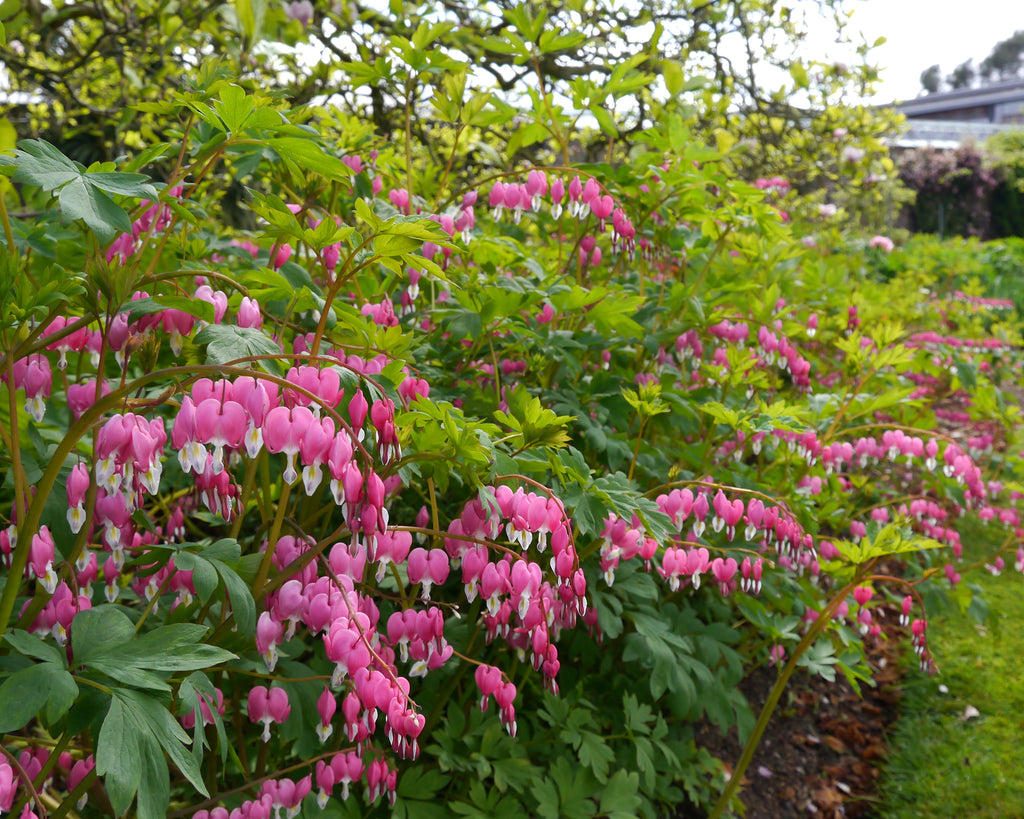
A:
600,770,642,818
7,139,81,190
58,177,132,243
214,85,254,132
578,731,614,782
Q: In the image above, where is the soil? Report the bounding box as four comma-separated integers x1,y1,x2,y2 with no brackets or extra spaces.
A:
678,602,908,819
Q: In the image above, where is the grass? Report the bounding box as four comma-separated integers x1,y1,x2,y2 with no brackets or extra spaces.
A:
878,531,1024,818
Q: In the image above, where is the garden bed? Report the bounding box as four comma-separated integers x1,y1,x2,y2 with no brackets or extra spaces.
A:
684,603,906,819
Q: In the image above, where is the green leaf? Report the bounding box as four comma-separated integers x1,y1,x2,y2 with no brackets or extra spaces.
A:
3,628,65,665
81,172,159,199
115,688,209,797
75,610,234,690
194,324,282,372
0,140,157,242
178,671,229,764
214,85,255,132
577,730,615,782
83,660,171,693
209,556,257,635
4,139,81,190
600,770,642,819
493,385,575,450
397,766,451,799
0,663,73,731
833,524,944,564
102,624,237,671
172,552,219,602
663,60,685,95
97,696,142,816
125,295,215,325
137,735,171,819
592,106,618,138
71,605,136,665
266,138,352,181
123,142,173,173
44,664,79,724
58,177,132,244
530,777,560,819
234,0,265,40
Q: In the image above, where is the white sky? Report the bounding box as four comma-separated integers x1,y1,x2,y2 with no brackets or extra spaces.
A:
816,0,1024,103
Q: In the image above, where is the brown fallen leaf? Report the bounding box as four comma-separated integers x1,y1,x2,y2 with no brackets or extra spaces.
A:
823,734,848,753
813,785,844,810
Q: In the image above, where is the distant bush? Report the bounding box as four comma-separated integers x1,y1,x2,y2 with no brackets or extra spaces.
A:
897,131,1024,240
987,130,1024,238
897,144,1000,238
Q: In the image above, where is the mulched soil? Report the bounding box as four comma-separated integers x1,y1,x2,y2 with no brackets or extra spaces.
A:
679,602,908,819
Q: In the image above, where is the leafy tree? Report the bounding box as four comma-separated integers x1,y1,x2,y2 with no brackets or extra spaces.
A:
979,30,1024,82
920,63,942,94
1,1,888,168
947,59,975,90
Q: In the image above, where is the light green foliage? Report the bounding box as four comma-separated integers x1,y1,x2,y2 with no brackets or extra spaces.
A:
0,5,1020,819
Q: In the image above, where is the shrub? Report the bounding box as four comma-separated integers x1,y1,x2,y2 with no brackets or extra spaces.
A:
0,8,1022,819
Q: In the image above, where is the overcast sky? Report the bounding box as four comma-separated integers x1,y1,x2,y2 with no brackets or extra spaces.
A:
815,0,1024,103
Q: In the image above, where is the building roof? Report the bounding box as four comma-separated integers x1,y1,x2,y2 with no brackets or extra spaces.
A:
895,78,1024,119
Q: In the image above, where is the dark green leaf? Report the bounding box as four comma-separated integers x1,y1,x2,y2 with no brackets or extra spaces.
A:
97,696,142,816
137,735,171,819
600,770,642,819
71,605,136,665
83,659,171,692
44,664,79,724
209,557,257,635
116,688,208,797
173,552,219,602
7,139,81,190
58,177,132,243
125,295,215,325
3,629,65,665
194,324,282,372
108,624,236,671
0,663,59,731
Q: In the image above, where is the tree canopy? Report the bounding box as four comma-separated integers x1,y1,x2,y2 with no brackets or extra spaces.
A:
918,28,1024,93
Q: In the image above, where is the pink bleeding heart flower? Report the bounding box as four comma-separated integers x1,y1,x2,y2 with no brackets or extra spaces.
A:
263,405,314,484
316,687,337,743
193,397,247,474
407,548,450,600
852,585,873,610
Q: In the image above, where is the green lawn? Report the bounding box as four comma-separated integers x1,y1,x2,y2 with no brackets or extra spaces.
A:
879,551,1024,818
